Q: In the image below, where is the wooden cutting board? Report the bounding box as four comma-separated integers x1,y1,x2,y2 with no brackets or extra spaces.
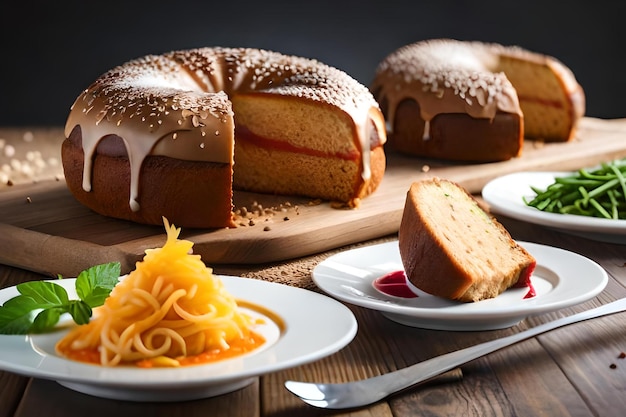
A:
2,117,626,277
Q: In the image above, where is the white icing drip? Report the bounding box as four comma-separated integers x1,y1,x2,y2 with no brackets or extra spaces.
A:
66,47,385,216
81,142,95,192
122,133,158,212
371,39,524,132
75,113,235,213
79,126,176,212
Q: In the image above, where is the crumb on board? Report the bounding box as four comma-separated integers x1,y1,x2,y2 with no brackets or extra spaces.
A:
233,200,302,228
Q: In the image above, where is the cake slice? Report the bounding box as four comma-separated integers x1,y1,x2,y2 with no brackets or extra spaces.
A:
496,49,585,142
398,177,536,302
231,93,386,205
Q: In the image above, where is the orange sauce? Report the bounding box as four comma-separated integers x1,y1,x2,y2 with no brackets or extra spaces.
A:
60,346,101,364
168,331,266,368
58,330,266,368
57,300,283,368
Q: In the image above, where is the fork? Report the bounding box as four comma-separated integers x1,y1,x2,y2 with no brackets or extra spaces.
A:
285,298,626,409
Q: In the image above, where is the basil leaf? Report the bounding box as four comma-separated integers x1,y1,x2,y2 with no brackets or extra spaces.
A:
31,307,64,333
75,262,120,307
0,262,121,335
16,281,69,307
0,314,34,334
2,294,41,314
0,296,39,335
67,300,92,325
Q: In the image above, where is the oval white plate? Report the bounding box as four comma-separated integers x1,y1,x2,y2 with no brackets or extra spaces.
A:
313,241,607,331
482,171,626,244
0,276,357,402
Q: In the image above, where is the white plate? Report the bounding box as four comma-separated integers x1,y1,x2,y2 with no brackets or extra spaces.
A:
482,171,626,244
312,241,607,331
0,276,357,402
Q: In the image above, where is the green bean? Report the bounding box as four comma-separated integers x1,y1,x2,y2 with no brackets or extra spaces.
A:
523,158,626,219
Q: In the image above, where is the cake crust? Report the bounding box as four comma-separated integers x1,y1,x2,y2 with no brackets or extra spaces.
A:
371,39,585,162
62,47,387,228
63,128,236,228
387,99,523,162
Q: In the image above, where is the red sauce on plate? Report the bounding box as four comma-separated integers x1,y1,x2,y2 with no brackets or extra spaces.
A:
374,267,537,300
372,271,418,298
512,262,537,299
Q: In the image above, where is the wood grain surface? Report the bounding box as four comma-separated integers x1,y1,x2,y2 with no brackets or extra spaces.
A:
2,117,626,277
2,186,626,417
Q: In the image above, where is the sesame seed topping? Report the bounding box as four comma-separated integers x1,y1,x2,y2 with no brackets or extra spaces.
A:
372,39,523,124
62,46,384,220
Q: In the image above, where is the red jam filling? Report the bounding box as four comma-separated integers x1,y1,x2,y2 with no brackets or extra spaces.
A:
516,95,564,110
235,126,360,160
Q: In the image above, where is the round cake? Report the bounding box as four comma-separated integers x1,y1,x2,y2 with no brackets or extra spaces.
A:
398,177,536,302
63,47,387,228
371,39,585,162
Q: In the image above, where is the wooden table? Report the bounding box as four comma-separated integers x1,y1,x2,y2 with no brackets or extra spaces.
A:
2,126,626,416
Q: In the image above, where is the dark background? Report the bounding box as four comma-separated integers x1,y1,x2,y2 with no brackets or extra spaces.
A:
2,0,625,126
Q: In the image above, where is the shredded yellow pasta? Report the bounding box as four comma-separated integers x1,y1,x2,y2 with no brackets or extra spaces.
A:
56,218,255,367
